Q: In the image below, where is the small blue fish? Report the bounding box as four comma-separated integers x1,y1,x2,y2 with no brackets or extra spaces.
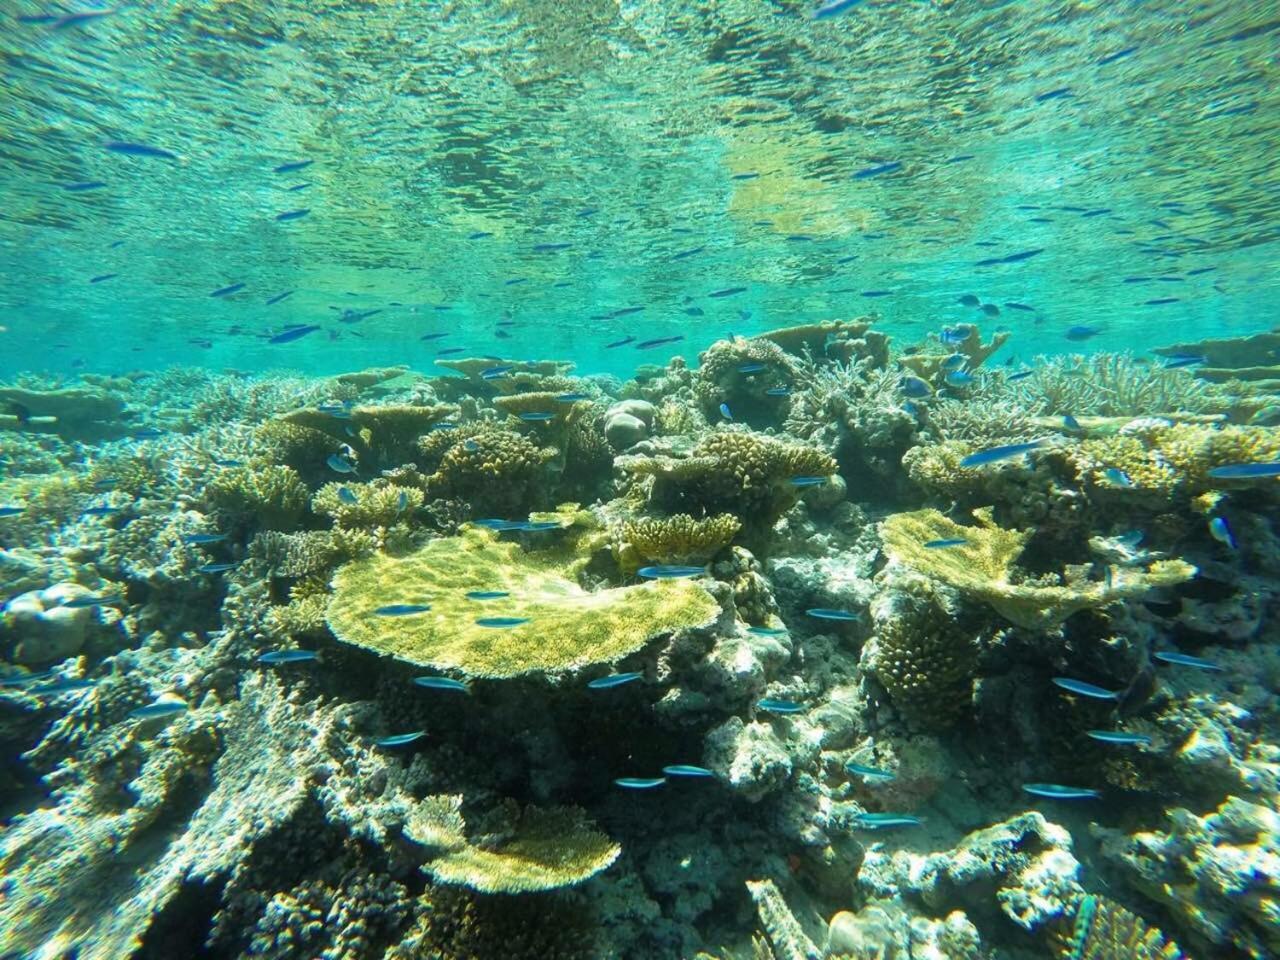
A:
737,363,767,374
519,412,555,422
757,698,805,714
375,731,426,748
901,376,932,399
806,608,858,621
924,538,968,549
197,562,240,574
1034,87,1073,103
276,208,310,221
747,625,788,637
1007,370,1034,382
981,303,1000,317
944,370,974,388
210,282,245,298
718,402,734,421
940,354,967,372
1022,783,1100,800
181,533,228,545
0,506,26,517
1005,302,1036,312
637,335,684,349
30,678,97,695
813,0,866,18
662,764,714,778
337,487,359,505
765,387,791,397
130,699,189,719
63,181,107,191
1087,730,1153,746
474,519,524,531
1115,529,1144,549
81,506,120,517
1207,462,1280,480
708,286,747,298
326,454,357,474
1103,468,1134,488
1209,516,1237,549
265,290,294,305
132,427,164,439
90,273,117,283
615,777,666,789
269,324,321,344
475,617,529,627
1063,415,1082,431
259,650,320,664
516,521,563,532
106,140,178,160
274,159,313,173
846,762,895,781
413,676,471,693
1154,651,1222,671
957,294,981,307
375,604,431,616
1164,355,1205,369
466,590,510,600
852,161,902,179
853,813,922,829
637,565,707,579
1052,677,1121,700
789,476,827,488
1064,325,1102,342
587,672,644,690
606,337,636,349
0,670,55,687
556,393,591,402
60,594,123,609
212,459,244,467
959,440,1045,468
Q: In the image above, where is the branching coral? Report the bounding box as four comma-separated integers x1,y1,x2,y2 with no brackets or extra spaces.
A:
899,325,1009,382
325,527,719,677
880,509,1195,629
406,795,621,893
204,464,310,531
1009,354,1229,417
312,481,423,530
1048,895,1186,960
425,430,558,516
618,513,742,566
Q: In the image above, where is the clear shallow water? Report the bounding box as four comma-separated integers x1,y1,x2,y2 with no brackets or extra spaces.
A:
2,0,1277,378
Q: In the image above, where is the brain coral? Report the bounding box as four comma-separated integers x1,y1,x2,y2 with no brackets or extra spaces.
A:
325,527,719,677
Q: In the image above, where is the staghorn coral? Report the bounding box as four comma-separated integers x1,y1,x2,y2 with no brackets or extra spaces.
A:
746,878,822,960
693,337,800,426
425,429,558,516
925,398,1042,445
865,573,978,729
325,526,720,677
204,464,310,531
880,509,1196,629
406,794,621,893
1009,354,1229,418
253,419,336,473
250,528,376,579
1048,894,1186,960
311,481,423,530
618,512,741,566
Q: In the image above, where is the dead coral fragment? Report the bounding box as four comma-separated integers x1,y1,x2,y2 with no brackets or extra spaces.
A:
881,509,1195,630
407,795,620,894
326,527,719,677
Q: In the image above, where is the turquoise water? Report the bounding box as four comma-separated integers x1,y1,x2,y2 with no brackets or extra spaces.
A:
3,4,1280,960
2,1,1277,377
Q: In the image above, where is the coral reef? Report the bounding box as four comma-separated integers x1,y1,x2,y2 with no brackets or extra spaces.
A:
423,429,558,516
618,512,742,566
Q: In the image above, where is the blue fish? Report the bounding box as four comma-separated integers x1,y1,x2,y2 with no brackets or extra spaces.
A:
940,354,967,372
1063,415,1082,431
853,812,922,829
212,459,243,467
0,506,26,517
1154,651,1222,671
1163,355,1205,369
924,538,967,549
939,325,974,345
90,273,118,283
606,336,636,348
420,332,449,341
276,208,310,221
708,286,747,298
274,159,313,173
757,698,805,714
789,476,827,488
1022,783,1100,800
637,335,684,349
259,649,320,664
532,242,572,252
130,699,189,719
587,672,644,690
1103,468,1134,488
1007,371,1034,382
516,521,563,532
81,506,120,517
0,670,55,687
64,181,107,191
1035,87,1073,103
765,387,791,397
210,282,245,298
944,370,974,387
846,762,895,781
958,294,980,307
1004,302,1036,312
807,607,858,621
265,290,295,305
1145,297,1179,306
326,454,357,474
719,403,733,421
287,182,311,191
615,777,666,789
1207,462,1280,479
131,427,164,440
852,160,902,179
60,594,124,609
673,246,705,260
197,562,240,574
337,487,359,505
269,324,321,344
959,439,1045,468
747,625,788,637
1087,730,1152,746
981,303,1000,317
518,412,555,422
1052,677,1121,700
413,676,471,692
467,231,493,239
684,307,705,317
813,0,866,17
374,604,431,616
1064,325,1103,342
181,533,228,545
901,376,932,399
30,678,97,694
106,140,178,160
974,248,1044,268
1209,516,1237,549
436,347,465,356
555,393,591,402
662,764,714,777
738,363,767,374
475,617,530,628
1097,45,1139,65
637,565,706,580
466,590,510,600
376,731,426,748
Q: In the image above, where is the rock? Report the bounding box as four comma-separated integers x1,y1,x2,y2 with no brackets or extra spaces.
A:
608,399,656,427
2,583,94,665
605,412,649,449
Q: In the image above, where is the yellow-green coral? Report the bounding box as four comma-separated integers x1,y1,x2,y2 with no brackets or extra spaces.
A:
619,513,741,565
250,528,376,578
881,509,1196,630
312,481,423,529
868,574,976,728
277,403,458,468
406,795,620,894
253,419,337,472
693,338,799,423
1049,895,1186,960
325,527,719,677
204,464,309,531
425,430,558,516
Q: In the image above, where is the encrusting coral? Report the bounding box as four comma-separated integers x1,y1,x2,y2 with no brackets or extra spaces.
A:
880,508,1196,629
325,526,720,677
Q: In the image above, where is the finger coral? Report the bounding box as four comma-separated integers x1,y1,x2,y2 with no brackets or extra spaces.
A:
205,464,310,531
325,527,719,677
880,508,1195,629
619,513,742,565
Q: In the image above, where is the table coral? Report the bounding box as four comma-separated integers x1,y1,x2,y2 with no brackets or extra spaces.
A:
880,508,1195,630
325,527,720,677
